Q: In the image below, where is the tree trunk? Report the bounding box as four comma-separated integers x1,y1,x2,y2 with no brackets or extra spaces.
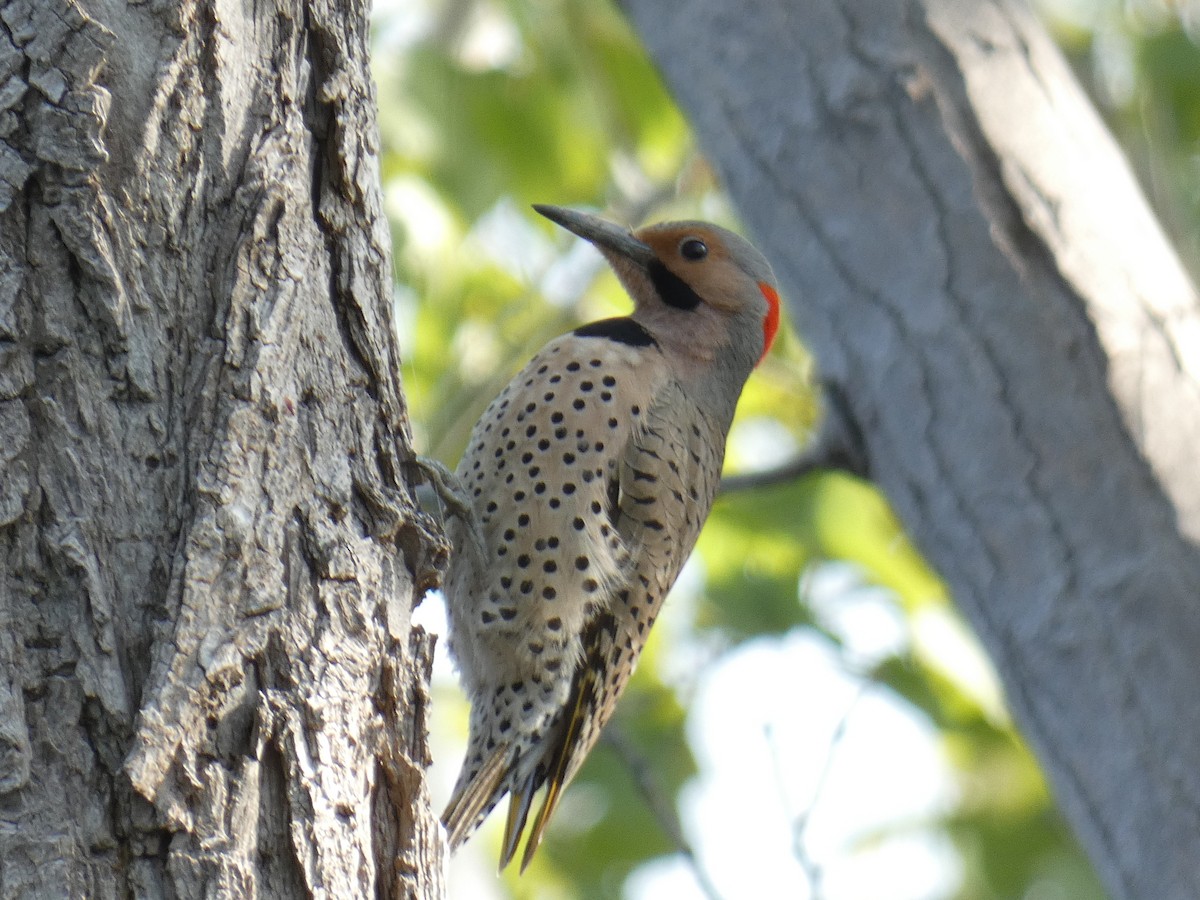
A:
622,0,1200,897
0,1,446,897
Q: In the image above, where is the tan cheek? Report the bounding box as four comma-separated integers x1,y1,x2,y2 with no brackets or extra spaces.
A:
689,264,745,312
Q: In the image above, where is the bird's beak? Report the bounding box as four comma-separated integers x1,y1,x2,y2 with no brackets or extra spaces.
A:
533,205,656,269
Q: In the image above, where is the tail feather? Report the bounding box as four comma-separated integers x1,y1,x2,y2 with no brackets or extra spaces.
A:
519,613,618,872
445,614,623,869
442,743,511,850
499,779,536,870
518,676,590,872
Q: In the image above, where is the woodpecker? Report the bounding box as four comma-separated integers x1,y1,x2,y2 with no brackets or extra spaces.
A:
441,204,781,870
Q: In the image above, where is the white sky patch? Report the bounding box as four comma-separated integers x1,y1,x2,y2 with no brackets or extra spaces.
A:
1090,21,1136,106
467,199,560,283
651,553,719,693
1031,0,1102,28
412,588,453,679
539,239,609,309
819,830,961,900
384,175,457,260
912,605,1009,725
392,282,420,358
452,317,505,384
726,416,800,473
455,0,523,72
369,0,522,70
469,198,612,310
806,560,910,667
629,625,960,900
369,0,436,54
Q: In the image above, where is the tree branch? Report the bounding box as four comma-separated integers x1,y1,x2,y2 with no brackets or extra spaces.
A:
603,726,725,900
720,384,868,495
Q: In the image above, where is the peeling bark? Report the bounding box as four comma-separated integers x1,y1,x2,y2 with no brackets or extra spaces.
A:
624,0,1200,897
0,1,445,897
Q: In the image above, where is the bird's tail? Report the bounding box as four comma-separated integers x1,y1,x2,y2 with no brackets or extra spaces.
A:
443,614,621,869
442,740,550,873
511,613,619,871
442,743,511,850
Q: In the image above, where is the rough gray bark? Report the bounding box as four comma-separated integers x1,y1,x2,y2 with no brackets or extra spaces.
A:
0,1,446,897
623,0,1200,897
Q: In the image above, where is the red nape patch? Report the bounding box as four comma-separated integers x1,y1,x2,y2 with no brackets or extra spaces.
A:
758,282,781,364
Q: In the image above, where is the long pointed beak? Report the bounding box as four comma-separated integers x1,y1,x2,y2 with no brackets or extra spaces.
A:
533,204,656,268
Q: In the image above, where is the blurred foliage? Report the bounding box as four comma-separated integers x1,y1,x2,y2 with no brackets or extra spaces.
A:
373,1,1195,897
1040,0,1200,276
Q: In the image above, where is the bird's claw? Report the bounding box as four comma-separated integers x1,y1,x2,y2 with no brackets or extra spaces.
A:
404,455,488,561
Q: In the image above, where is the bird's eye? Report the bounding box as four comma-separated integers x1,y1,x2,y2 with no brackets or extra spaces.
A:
680,238,708,261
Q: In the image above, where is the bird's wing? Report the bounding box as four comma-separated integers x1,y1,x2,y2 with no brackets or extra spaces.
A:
515,379,726,869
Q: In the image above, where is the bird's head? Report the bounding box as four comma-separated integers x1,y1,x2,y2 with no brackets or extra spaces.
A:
534,205,781,373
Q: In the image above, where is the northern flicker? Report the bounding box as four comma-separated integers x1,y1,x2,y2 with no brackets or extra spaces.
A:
440,204,781,870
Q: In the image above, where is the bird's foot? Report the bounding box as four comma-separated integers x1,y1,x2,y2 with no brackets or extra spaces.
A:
404,455,488,560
